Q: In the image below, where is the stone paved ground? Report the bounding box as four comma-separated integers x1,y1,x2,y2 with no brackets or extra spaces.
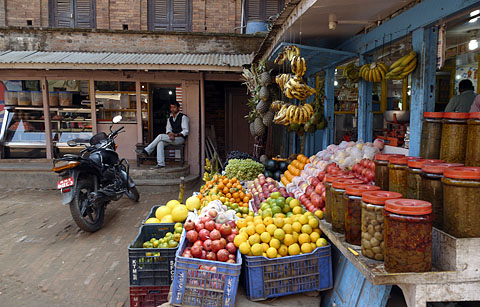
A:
0,187,324,307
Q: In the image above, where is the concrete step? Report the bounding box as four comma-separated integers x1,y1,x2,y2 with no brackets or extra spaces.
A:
134,174,200,193
129,164,190,180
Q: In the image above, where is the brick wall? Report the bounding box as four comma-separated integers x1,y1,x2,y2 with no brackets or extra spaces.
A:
193,0,242,33
0,27,264,54
0,0,5,27
6,0,42,27
106,0,142,30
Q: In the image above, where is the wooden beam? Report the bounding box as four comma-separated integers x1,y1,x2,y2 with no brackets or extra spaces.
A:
402,77,408,111
204,72,243,82
200,72,205,176
136,81,142,144
89,79,97,135
41,78,53,159
381,79,387,113
323,68,335,149
358,55,373,142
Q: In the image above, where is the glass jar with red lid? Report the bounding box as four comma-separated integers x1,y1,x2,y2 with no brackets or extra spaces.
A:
388,156,417,197
344,184,381,245
440,112,469,163
374,154,404,191
406,158,444,199
420,112,443,159
331,178,363,233
419,162,463,229
324,174,354,224
361,191,402,260
466,112,480,166
442,167,480,237
383,199,433,273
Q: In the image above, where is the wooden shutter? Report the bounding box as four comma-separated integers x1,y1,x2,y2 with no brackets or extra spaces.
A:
247,0,261,21
149,0,191,31
171,0,189,32
54,0,74,27
150,0,169,30
265,0,282,19
74,0,95,28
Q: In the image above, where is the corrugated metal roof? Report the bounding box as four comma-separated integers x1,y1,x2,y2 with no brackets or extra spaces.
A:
0,51,252,67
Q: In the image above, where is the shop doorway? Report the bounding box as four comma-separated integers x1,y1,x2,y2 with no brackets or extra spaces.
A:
149,85,177,141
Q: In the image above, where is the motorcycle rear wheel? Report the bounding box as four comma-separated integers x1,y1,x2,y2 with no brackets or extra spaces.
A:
70,179,105,232
125,176,140,202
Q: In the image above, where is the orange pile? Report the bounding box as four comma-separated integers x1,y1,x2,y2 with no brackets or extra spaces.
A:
281,154,310,186
198,174,252,210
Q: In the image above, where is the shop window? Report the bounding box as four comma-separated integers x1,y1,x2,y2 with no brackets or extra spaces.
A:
148,0,192,32
246,0,284,22
49,0,96,29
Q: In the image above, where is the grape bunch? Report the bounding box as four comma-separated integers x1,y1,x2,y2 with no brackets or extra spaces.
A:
226,151,259,163
225,159,265,182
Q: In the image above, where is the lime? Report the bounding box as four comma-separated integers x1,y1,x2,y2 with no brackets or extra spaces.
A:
241,207,249,214
271,206,282,215
271,192,281,199
175,226,183,233
282,205,291,214
168,240,178,248
286,197,294,204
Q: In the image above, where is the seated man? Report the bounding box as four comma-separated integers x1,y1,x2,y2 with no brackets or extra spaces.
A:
136,101,189,169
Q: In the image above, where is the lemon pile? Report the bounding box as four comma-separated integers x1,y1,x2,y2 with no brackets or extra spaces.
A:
145,200,189,224
234,210,328,259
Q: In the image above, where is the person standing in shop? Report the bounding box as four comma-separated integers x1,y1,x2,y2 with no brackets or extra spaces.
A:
444,79,476,112
469,94,480,112
136,101,189,169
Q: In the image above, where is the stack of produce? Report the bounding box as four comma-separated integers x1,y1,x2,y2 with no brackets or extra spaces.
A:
281,154,310,186
197,175,253,218
224,158,265,182
141,223,183,250
263,158,288,181
247,174,289,212
226,150,259,163
144,200,189,224
349,158,376,184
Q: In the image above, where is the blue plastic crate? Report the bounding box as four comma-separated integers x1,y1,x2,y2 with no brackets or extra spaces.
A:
241,244,333,301
170,232,242,307
129,224,179,286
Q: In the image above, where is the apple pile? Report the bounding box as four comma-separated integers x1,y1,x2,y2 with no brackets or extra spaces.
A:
182,216,239,263
348,159,375,184
248,174,289,212
297,171,326,213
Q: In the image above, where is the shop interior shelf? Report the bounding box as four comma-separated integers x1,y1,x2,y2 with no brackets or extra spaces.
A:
318,219,480,286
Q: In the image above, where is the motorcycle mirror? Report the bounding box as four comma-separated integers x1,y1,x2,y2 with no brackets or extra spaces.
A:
112,115,122,124
67,140,77,147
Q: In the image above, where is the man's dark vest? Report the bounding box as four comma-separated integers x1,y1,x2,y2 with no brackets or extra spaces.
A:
169,113,185,135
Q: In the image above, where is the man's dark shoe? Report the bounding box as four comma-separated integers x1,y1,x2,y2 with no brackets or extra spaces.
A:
151,165,165,170
135,149,148,156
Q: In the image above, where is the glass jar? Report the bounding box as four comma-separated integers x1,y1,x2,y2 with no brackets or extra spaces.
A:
361,191,402,260
388,156,417,197
344,184,381,245
442,167,480,238
406,159,444,199
325,174,354,224
331,179,363,234
420,112,443,159
383,199,433,273
466,113,480,167
374,154,404,191
440,112,469,163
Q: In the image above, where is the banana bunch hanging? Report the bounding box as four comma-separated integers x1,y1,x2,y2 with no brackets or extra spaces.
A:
291,55,306,77
273,103,314,125
343,63,361,83
275,74,291,91
386,51,417,80
360,62,389,83
284,76,316,101
274,45,301,65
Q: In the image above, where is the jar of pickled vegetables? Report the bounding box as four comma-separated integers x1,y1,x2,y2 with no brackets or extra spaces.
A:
406,158,444,199
331,179,363,234
344,184,381,245
383,199,433,273
466,112,480,167
419,163,463,229
420,112,443,159
442,167,480,238
388,156,417,197
374,154,404,191
361,191,402,260
325,174,354,224
440,112,469,163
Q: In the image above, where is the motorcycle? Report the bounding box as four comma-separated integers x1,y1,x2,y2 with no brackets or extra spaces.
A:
53,115,139,232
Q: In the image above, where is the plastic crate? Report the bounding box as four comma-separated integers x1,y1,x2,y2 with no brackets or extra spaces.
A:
142,205,176,228
241,244,333,301
170,232,242,307
129,224,178,286
129,285,170,307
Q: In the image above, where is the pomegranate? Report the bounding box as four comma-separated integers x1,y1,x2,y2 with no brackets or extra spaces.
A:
217,249,229,262
201,250,207,259
212,240,222,253
199,216,211,224
198,229,210,241
226,242,236,254
226,259,236,264
205,220,215,231
191,245,203,258
226,220,236,229
210,229,221,241
215,223,222,231
195,223,205,233
231,229,239,235
206,251,216,261
186,230,198,243
184,220,195,231
220,224,232,237
228,254,236,260
193,240,203,247
219,238,227,248
208,209,218,218
226,233,235,243
203,239,213,251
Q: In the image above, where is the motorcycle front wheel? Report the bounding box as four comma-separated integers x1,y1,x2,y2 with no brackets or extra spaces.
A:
70,179,105,232
125,176,140,202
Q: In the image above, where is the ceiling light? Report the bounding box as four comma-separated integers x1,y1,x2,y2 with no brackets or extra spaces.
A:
470,10,480,17
335,69,338,75
469,17,478,23
334,81,338,86
168,91,173,95
469,39,478,50
456,75,461,80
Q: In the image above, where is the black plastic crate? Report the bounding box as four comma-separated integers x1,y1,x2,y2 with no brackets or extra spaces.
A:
142,205,175,228
129,224,178,286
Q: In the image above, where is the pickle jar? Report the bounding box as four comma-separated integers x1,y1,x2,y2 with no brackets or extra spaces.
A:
361,191,402,260
420,112,444,159
419,163,463,229
374,154,404,191
406,158,444,199
383,199,433,273
440,112,469,163
442,167,480,238
465,112,480,166
325,174,354,224
344,184,381,245
388,156,417,197
331,178,363,233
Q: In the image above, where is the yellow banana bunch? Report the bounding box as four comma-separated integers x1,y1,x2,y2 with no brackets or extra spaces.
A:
275,73,291,91
386,51,417,80
273,103,314,125
291,55,307,78
270,100,286,112
274,45,301,65
360,62,389,83
284,76,316,101
343,63,360,83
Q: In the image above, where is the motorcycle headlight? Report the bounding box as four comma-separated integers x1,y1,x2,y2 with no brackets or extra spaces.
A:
52,161,80,172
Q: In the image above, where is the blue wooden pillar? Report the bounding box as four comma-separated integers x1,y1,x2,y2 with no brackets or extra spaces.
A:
410,26,438,157
358,55,373,142
323,68,335,148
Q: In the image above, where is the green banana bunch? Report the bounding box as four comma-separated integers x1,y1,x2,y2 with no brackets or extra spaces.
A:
343,63,360,83
360,62,389,83
386,51,417,80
